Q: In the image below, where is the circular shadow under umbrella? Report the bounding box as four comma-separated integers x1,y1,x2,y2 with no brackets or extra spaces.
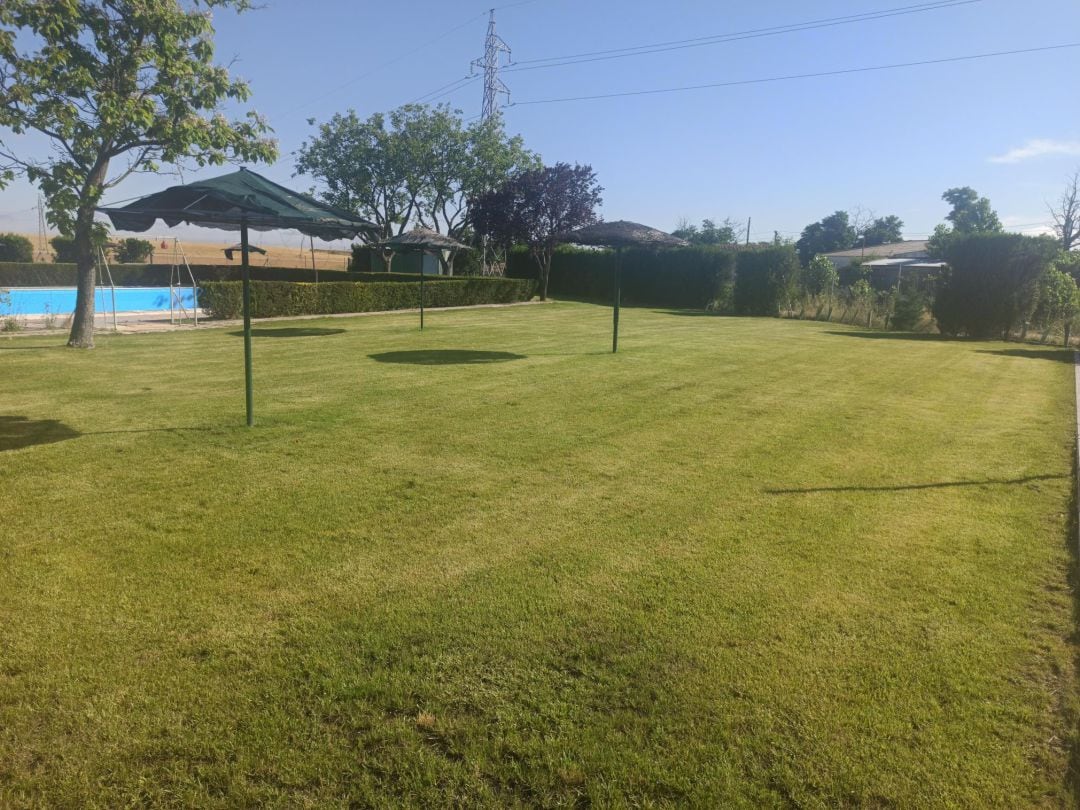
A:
368,350,525,366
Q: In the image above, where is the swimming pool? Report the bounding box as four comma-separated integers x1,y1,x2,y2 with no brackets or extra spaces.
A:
0,287,197,316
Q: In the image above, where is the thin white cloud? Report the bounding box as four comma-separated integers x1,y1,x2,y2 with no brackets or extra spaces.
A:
989,139,1080,164
1001,215,1055,236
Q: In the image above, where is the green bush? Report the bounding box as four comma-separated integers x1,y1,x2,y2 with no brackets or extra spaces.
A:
50,235,78,263
932,233,1060,338
0,233,33,263
889,288,927,331
506,245,736,310
351,272,455,283
199,278,536,320
732,245,801,316
114,238,154,263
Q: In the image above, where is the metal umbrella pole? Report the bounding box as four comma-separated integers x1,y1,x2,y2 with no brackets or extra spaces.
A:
612,246,622,353
241,220,254,427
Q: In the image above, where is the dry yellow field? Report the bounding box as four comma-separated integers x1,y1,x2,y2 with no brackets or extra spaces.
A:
16,232,354,270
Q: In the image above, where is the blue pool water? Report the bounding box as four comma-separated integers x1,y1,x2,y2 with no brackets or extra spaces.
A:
0,287,197,316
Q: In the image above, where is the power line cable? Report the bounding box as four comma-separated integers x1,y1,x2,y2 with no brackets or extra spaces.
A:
273,10,490,118
509,43,1080,106
505,0,981,73
424,76,482,105
409,75,476,105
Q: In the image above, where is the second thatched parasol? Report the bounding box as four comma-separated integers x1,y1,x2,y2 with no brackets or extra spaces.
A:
559,220,688,353
380,227,472,330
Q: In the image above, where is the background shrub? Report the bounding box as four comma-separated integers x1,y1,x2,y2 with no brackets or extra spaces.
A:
114,238,154,263
0,233,33,263
732,245,801,316
199,278,536,320
932,233,1060,338
50,236,78,263
889,287,927,331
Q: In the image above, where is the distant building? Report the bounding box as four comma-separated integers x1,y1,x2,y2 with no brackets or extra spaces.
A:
823,240,930,270
824,239,945,290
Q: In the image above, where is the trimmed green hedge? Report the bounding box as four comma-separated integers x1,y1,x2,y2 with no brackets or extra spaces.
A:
199,278,536,319
0,262,350,287
351,272,456,283
732,246,801,316
506,245,737,309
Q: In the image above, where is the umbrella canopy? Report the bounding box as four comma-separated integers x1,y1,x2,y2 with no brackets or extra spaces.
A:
378,228,471,332
97,169,378,429
380,227,471,252
559,220,688,249
223,243,267,261
98,167,378,241
557,220,687,354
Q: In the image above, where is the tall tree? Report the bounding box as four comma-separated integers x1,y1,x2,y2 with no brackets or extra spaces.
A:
1049,169,1080,251
927,186,1002,258
672,217,741,246
862,215,905,247
796,210,855,265
296,104,537,274
472,163,603,301
0,0,277,348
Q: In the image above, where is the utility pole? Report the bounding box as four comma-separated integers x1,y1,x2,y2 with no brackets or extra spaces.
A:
471,9,512,274
471,9,511,122
746,217,751,246
36,194,48,261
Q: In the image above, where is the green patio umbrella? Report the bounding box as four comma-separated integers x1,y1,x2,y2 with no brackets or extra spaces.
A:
379,227,471,330
559,220,688,353
99,168,378,426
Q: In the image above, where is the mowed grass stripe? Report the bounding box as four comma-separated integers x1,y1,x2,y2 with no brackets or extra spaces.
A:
0,303,1076,807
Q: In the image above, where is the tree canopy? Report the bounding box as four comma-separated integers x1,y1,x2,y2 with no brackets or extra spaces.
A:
862,215,905,247
672,217,741,246
472,162,602,300
1049,169,1079,252
296,104,538,272
928,186,1003,258
0,0,277,347
796,211,855,265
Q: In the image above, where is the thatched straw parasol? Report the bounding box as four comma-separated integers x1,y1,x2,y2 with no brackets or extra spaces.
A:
559,220,688,353
560,220,688,250
380,227,472,330
381,227,470,252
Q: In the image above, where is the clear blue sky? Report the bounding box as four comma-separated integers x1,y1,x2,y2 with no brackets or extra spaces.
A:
2,0,1079,247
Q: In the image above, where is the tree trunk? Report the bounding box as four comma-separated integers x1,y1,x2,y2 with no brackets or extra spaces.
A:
67,207,100,348
67,160,110,349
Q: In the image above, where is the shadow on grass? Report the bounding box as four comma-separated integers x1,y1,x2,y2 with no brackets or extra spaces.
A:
369,350,526,366
767,473,1067,495
0,344,66,350
0,415,80,451
228,328,346,338
823,330,961,342
978,348,1075,363
654,310,719,317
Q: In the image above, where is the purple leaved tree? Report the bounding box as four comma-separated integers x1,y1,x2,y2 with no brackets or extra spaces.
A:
472,163,602,300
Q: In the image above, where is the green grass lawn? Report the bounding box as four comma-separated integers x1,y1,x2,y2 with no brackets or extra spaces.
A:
1,302,1078,807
